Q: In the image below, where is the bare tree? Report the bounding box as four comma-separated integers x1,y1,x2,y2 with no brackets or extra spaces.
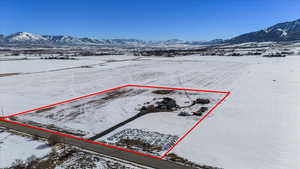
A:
11,159,26,169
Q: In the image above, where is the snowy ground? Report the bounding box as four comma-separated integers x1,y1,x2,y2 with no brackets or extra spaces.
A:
0,129,51,168
97,90,223,156
0,128,147,169
0,55,139,74
55,151,147,169
11,87,222,140
171,55,300,169
0,54,299,169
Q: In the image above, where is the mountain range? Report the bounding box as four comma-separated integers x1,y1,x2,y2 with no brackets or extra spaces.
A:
0,32,149,47
0,18,299,47
227,19,300,43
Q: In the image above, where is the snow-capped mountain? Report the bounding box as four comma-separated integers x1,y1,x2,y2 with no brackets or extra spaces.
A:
2,19,300,47
5,32,48,42
42,35,83,44
0,32,195,47
4,32,101,45
228,19,300,43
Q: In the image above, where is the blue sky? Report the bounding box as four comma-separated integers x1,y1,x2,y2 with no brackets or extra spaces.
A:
0,0,299,40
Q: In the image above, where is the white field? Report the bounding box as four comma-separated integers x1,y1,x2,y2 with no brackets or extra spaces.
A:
0,54,299,169
13,87,223,139
0,130,51,168
0,55,138,74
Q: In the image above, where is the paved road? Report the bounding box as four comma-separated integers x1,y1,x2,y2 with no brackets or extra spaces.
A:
0,120,195,169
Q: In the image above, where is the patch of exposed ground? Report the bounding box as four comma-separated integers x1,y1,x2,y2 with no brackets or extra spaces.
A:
4,144,146,169
35,107,55,114
0,73,21,77
103,128,179,155
165,153,223,169
151,89,175,95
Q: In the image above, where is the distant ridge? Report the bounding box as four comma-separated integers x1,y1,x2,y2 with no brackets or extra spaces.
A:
0,32,198,47
227,19,300,43
0,32,225,47
1,18,300,47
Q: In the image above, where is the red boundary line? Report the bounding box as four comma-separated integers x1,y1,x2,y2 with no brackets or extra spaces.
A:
2,85,130,119
0,118,161,159
161,91,230,158
0,85,230,160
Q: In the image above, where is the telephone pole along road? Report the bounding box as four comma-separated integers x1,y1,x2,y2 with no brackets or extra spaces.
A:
0,120,196,169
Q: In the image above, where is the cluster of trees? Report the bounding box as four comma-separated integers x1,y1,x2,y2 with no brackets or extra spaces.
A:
40,56,76,60
10,155,38,169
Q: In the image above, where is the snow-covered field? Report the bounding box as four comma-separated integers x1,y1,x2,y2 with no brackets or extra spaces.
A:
0,55,139,74
0,129,51,168
1,54,299,169
171,55,300,169
11,87,222,140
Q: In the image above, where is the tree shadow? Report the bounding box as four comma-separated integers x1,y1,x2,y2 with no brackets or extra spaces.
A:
35,143,50,150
